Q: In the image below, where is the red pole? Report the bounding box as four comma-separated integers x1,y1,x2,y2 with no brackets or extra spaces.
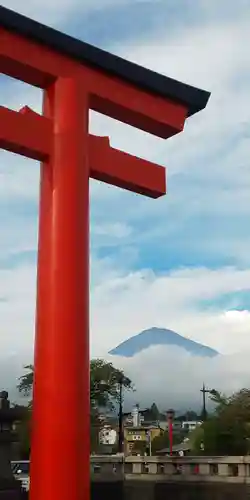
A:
169,419,173,456
30,77,90,500
167,409,174,456
30,84,55,498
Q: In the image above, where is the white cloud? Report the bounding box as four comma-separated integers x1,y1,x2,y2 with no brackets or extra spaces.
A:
107,346,250,411
2,0,150,25
87,14,250,266
96,15,250,172
2,261,250,405
90,265,250,357
0,265,36,355
92,222,132,239
2,262,250,361
223,310,250,323
2,0,123,25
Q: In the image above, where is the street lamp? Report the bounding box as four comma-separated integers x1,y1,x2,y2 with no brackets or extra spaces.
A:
167,409,175,456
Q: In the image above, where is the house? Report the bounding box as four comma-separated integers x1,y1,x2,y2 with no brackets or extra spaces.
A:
99,425,117,446
124,426,162,455
123,404,163,455
181,420,202,432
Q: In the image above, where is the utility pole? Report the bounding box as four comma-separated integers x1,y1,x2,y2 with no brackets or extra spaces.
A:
118,377,123,453
200,383,210,421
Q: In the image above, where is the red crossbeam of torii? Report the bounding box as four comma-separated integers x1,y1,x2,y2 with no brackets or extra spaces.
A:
0,6,210,500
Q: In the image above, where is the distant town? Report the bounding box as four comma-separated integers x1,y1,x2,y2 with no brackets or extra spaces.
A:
98,403,203,456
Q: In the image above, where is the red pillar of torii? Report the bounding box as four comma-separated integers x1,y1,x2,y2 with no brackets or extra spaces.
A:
0,6,210,500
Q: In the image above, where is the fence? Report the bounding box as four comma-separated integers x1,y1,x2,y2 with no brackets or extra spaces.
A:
91,455,250,483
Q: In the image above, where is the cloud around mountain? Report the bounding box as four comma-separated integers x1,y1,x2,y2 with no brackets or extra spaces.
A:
106,328,250,413
107,345,250,413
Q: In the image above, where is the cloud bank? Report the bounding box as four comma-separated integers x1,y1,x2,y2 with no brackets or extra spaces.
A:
107,346,250,412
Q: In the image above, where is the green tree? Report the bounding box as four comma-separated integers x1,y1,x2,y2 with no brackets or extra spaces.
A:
149,403,160,421
17,359,133,453
185,410,199,421
189,425,204,454
132,440,147,455
151,429,183,455
90,358,132,412
89,359,132,452
17,365,34,401
202,417,249,455
193,388,250,456
18,360,132,409
176,410,200,422
209,389,228,408
151,430,169,454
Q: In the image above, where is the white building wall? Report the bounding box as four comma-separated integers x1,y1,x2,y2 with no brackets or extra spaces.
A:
99,427,117,445
182,420,202,432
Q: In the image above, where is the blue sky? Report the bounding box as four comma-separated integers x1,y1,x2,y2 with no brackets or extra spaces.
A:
1,0,250,403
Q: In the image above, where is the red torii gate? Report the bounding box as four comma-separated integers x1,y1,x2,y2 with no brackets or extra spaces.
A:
0,6,210,500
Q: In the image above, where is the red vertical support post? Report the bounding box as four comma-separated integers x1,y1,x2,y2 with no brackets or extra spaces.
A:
167,409,174,456
169,420,173,456
34,85,54,367
31,84,55,495
30,77,90,500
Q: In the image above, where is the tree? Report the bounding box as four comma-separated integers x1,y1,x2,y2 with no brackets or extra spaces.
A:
209,388,250,424
202,417,249,455
220,389,250,421
151,429,183,455
209,389,228,408
89,359,132,452
185,410,200,421
189,425,204,455
18,360,132,408
149,403,160,421
90,359,132,412
17,365,34,400
192,388,250,456
151,430,169,454
176,410,200,422
17,359,133,453
12,404,31,459
141,403,161,423
132,440,147,455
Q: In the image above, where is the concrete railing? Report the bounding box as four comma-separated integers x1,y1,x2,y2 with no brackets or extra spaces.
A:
91,455,250,483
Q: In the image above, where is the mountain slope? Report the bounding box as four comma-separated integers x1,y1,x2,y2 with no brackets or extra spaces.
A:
109,327,218,358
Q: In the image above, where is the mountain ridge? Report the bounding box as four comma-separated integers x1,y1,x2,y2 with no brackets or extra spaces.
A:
109,327,218,358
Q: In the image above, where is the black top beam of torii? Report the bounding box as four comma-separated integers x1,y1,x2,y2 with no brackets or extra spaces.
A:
0,5,210,117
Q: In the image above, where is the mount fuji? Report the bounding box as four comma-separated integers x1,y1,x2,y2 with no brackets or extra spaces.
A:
109,327,218,358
